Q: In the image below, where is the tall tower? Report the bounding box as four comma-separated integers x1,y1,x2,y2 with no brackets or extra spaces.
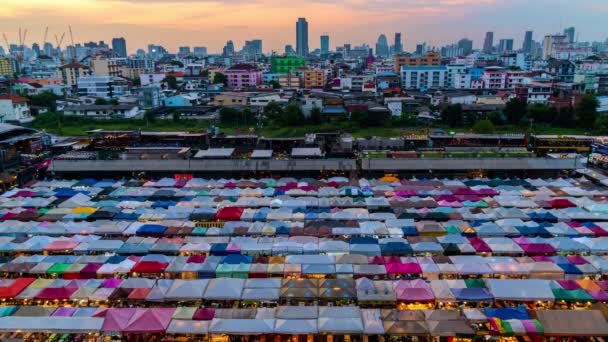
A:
483,32,494,53
394,33,403,54
375,34,389,57
522,31,533,53
563,27,575,43
112,37,127,58
296,18,309,57
320,35,329,54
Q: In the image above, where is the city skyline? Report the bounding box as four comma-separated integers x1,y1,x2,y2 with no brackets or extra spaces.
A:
1,0,607,54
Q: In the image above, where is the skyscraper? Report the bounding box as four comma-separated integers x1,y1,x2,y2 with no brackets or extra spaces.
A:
375,34,389,57
394,33,403,54
178,46,191,55
483,32,494,53
457,38,473,55
223,40,235,57
522,31,533,53
564,27,575,43
112,37,127,58
296,18,309,57
320,35,329,54
193,47,208,57
498,39,514,53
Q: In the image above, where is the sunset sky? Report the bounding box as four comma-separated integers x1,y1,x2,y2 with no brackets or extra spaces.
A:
1,0,607,54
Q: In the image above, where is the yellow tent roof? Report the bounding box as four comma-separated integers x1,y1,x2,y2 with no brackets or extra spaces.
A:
72,207,97,214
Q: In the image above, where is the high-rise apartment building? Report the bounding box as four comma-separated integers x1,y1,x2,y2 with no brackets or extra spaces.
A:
375,34,389,57
483,32,494,53
296,18,309,57
522,31,533,53
320,35,329,54
564,27,575,43
111,37,127,58
394,33,403,54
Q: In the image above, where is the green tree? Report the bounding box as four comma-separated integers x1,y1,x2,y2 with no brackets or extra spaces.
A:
463,111,477,126
219,107,240,125
309,107,323,124
350,110,369,126
440,104,463,127
213,73,228,86
487,110,504,125
472,119,495,134
241,107,255,126
108,99,119,105
172,111,181,122
503,98,527,125
164,76,178,90
269,80,281,89
595,115,608,134
576,93,599,130
263,102,284,123
170,60,184,68
554,106,575,127
131,78,141,86
527,103,552,123
30,92,58,111
94,98,108,105
283,104,304,126
144,110,156,124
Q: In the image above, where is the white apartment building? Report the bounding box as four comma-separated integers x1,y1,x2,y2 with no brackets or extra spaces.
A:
400,66,447,89
0,94,33,124
77,76,128,99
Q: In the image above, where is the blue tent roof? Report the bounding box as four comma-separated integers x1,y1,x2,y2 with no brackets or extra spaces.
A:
451,288,494,302
349,237,378,245
221,254,253,264
136,224,167,236
484,306,530,320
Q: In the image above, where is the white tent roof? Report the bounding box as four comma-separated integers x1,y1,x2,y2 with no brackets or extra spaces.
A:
209,318,275,335
486,279,554,301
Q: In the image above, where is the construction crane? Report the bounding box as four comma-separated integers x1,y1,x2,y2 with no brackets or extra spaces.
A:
55,32,66,63
42,26,49,50
17,28,27,61
68,25,75,62
1,33,9,54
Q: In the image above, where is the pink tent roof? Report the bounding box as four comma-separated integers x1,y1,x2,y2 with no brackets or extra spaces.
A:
566,255,589,265
43,240,80,252
53,307,78,317
103,278,123,288
101,308,136,332
556,280,581,290
468,237,492,253
122,308,175,333
386,262,422,275
34,287,77,300
588,290,608,301
518,243,556,255
393,280,434,302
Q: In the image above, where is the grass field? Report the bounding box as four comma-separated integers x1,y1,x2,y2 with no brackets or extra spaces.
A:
32,113,589,137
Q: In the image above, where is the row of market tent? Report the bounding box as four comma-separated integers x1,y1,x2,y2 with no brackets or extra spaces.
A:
3,276,608,304
0,305,607,337
3,217,608,238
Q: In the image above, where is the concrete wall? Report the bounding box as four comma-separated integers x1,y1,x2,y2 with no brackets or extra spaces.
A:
52,159,357,173
360,158,584,171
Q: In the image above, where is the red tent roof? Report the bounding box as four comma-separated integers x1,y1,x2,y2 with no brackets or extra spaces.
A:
131,261,168,274
215,207,244,221
0,277,35,299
